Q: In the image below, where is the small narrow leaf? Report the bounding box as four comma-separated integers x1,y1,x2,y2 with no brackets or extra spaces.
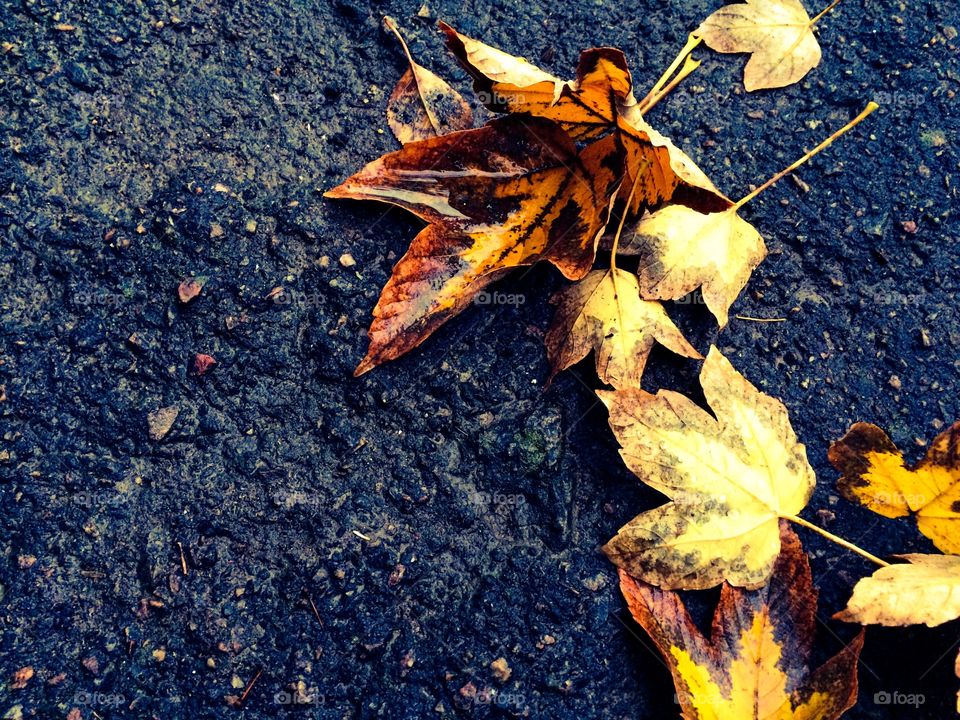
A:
384,17,473,144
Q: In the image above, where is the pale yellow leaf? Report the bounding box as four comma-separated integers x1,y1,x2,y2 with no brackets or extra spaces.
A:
601,347,815,589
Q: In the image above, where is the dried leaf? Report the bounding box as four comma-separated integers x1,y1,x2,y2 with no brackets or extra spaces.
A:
601,347,815,589
442,22,730,214
829,421,960,554
619,203,766,327
696,0,823,91
545,268,701,389
621,524,864,720
325,117,624,375
384,17,473,144
834,554,960,627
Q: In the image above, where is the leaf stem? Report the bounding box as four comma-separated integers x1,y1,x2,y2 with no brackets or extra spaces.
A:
639,34,702,112
383,16,413,66
732,101,878,210
641,55,701,115
610,170,643,272
810,0,845,26
786,514,890,567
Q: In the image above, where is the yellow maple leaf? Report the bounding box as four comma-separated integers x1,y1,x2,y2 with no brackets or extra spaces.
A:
384,17,473,144
601,346,815,589
834,554,960,627
544,268,701,389
696,0,825,91
619,203,766,327
621,524,864,719
829,421,960,554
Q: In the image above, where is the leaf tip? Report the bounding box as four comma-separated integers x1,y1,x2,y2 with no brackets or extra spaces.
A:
353,356,376,377
596,389,616,409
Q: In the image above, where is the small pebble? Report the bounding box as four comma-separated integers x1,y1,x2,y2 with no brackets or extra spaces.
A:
339,253,356,268
889,375,902,391
148,406,179,440
10,667,33,689
490,657,511,683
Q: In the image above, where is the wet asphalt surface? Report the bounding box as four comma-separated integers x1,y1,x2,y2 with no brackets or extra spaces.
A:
0,0,958,717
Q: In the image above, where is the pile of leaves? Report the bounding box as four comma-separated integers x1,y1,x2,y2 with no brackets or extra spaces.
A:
327,3,959,717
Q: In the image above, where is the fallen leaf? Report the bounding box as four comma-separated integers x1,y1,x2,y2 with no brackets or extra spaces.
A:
178,276,208,304
834,554,960,627
601,346,815,589
696,0,823,91
326,116,624,375
621,523,864,720
148,405,179,441
829,421,960,554
442,22,730,215
618,203,766,327
545,268,701,389
384,17,473,144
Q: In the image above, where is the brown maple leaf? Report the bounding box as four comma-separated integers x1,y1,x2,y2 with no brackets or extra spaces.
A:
326,116,624,375
441,22,731,215
620,523,864,720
